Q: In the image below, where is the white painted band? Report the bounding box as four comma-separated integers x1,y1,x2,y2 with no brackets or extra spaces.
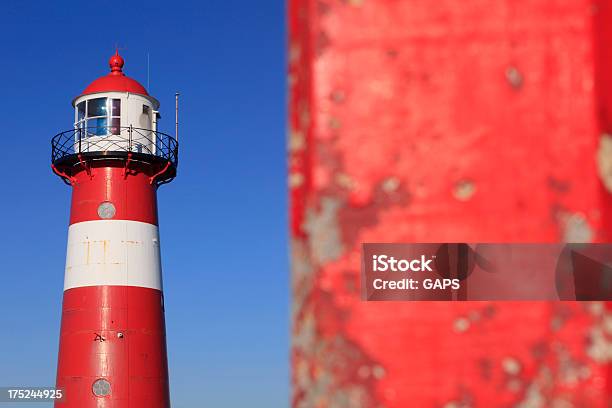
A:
64,220,163,290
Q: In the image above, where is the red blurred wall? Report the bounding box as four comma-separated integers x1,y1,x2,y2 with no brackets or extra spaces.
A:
289,0,611,406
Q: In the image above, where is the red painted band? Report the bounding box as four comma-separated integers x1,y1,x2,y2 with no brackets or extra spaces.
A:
55,285,170,408
70,164,158,225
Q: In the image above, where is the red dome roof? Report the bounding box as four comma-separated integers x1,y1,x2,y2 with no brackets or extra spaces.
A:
81,51,149,96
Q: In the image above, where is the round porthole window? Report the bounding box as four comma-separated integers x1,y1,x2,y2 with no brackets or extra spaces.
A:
92,378,111,397
97,201,116,219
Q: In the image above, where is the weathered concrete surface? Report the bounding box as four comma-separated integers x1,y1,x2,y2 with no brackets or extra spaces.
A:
289,0,611,406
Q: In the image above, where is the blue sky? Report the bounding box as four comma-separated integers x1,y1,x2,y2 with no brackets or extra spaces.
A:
0,1,288,407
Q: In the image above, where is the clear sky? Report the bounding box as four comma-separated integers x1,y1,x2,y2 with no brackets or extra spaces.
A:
0,1,288,407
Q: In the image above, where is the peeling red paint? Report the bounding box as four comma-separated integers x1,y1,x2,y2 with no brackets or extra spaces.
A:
290,0,611,406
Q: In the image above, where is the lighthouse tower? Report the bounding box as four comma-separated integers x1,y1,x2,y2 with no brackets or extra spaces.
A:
51,52,178,407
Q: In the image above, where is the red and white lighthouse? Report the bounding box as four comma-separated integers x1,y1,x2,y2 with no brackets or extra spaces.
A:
51,52,178,407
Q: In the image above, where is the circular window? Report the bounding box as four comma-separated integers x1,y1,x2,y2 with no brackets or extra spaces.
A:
97,201,116,219
92,378,111,397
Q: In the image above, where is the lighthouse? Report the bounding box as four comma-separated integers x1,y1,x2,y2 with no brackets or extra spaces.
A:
51,52,178,407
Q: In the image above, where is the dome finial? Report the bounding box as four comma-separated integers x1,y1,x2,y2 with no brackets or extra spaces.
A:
109,50,125,75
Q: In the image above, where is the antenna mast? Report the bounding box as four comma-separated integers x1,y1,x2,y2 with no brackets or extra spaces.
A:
175,92,180,143
147,53,150,90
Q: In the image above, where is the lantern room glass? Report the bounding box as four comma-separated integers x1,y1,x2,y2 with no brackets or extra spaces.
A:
75,98,121,137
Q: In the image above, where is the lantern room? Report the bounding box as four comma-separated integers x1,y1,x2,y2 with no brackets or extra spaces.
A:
51,51,178,185
72,52,160,154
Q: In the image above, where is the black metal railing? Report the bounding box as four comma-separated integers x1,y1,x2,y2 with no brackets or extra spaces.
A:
51,126,179,169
